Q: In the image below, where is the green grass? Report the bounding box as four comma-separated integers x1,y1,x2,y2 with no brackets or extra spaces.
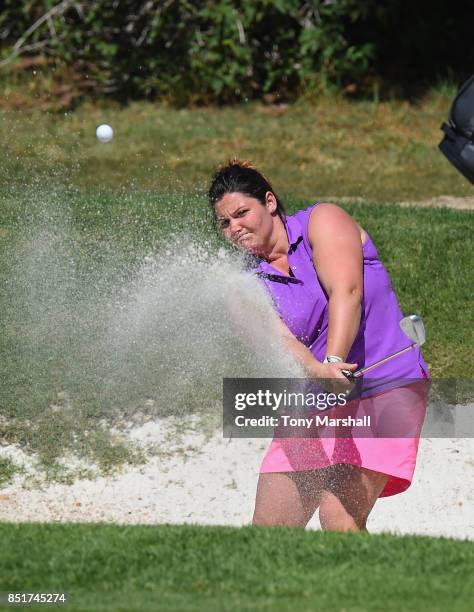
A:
0,522,472,611
0,91,473,202
340,202,473,377
0,458,19,487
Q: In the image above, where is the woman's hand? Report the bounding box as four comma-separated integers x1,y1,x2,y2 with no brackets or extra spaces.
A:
317,361,357,379
312,360,358,394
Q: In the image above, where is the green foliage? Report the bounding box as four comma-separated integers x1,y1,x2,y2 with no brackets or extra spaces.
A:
2,1,473,106
0,0,374,105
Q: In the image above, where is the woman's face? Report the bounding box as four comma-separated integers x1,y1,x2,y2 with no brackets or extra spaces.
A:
214,192,277,256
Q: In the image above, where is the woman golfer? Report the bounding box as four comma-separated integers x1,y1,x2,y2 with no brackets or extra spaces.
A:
209,160,429,532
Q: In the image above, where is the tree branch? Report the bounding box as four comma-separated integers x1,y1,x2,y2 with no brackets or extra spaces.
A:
0,0,77,68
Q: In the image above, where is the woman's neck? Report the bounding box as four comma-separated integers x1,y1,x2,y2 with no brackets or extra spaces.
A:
264,215,289,264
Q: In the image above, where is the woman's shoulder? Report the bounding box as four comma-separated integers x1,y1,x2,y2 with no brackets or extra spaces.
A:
291,201,351,225
285,202,320,227
285,202,351,247
287,202,319,217
305,202,371,250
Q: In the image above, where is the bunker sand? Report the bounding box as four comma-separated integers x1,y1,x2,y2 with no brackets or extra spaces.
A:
0,426,472,540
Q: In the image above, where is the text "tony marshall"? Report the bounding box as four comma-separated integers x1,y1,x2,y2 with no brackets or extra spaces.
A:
234,415,372,428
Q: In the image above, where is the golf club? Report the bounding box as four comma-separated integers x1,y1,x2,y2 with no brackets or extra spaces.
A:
342,315,426,381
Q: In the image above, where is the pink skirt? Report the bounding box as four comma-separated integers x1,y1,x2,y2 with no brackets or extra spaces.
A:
259,380,428,497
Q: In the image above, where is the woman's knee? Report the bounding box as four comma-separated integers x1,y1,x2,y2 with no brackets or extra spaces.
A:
252,471,321,528
318,497,368,532
316,465,388,532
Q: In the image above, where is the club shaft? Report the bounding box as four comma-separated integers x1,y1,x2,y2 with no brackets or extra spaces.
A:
353,343,417,378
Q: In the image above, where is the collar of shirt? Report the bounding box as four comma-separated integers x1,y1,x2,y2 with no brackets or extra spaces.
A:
248,214,304,283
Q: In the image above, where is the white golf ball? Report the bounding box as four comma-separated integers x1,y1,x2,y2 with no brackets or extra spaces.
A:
96,123,114,143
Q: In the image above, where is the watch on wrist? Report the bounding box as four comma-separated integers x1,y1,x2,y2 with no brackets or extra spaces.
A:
323,355,343,364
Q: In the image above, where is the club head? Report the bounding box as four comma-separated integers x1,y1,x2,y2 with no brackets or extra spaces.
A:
399,314,425,346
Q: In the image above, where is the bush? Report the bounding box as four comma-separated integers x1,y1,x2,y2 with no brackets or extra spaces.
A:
0,0,373,106
0,1,473,107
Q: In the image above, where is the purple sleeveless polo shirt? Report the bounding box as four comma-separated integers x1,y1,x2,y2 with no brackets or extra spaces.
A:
252,204,429,380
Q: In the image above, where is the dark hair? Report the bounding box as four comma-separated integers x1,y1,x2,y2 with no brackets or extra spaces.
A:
208,159,285,220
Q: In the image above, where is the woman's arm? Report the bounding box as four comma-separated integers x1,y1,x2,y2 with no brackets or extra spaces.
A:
307,203,364,361
273,316,357,380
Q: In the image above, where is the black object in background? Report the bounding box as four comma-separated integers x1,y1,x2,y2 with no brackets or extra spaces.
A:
439,76,474,184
